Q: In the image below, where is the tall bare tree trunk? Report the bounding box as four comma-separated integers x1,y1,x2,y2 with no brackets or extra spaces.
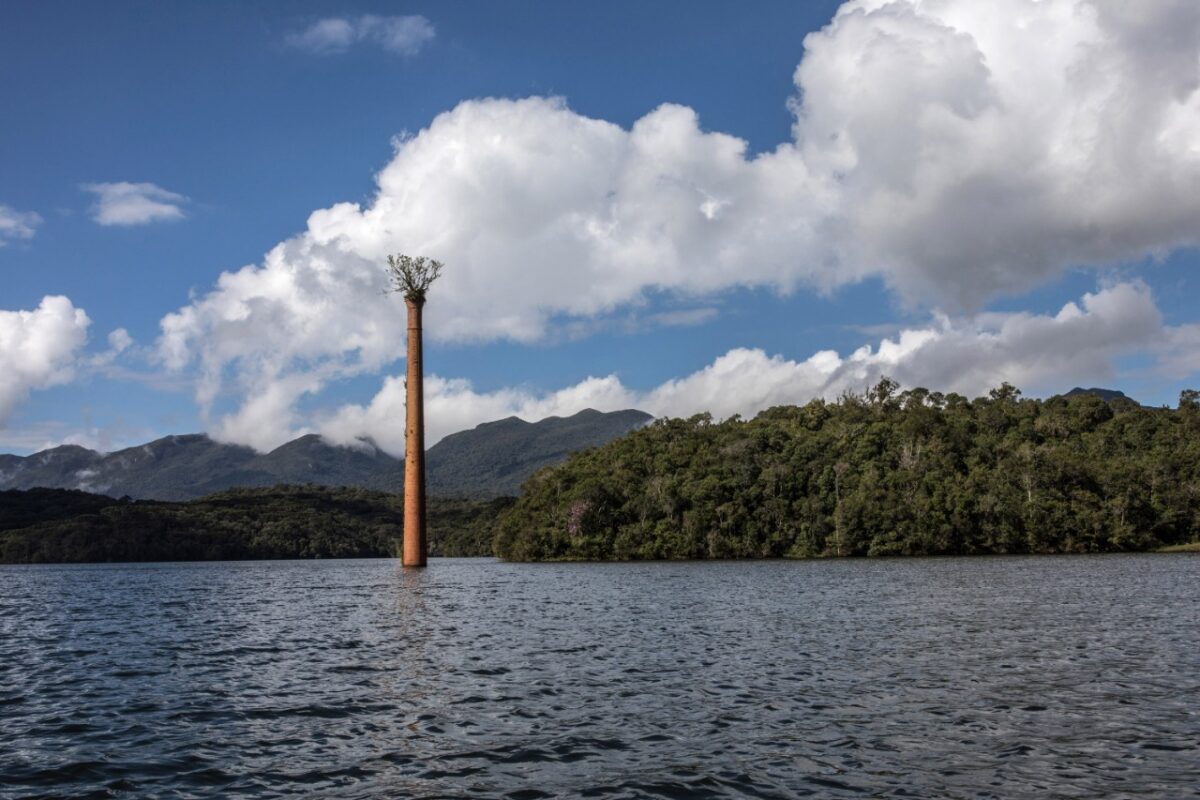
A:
403,298,427,567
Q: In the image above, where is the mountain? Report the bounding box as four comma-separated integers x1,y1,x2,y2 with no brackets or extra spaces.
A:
428,408,653,498
0,409,651,500
0,445,104,492
250,435,403,491
1061,387,1134,403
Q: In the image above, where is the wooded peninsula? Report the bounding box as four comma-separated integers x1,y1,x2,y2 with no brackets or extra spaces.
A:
3,383,1198,564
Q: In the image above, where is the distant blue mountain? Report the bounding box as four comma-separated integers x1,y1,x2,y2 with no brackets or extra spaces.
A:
0,408,651,500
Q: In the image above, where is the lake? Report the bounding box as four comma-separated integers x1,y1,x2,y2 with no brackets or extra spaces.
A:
1,555,1197,798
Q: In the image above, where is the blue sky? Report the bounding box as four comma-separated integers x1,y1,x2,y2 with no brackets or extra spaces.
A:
2,0,1198,455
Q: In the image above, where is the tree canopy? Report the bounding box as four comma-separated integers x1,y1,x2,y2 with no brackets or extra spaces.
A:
0,486,504,563
494,382,1200,561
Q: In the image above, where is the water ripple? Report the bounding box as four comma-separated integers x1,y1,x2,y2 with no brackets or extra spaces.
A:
1,555,1198,798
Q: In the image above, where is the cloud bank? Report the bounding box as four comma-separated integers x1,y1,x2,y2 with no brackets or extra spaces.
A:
0,204,42,245
0,296,91,427
285,15,435,56
160,0,1200,449
82,182,188,226
310,281,1172,455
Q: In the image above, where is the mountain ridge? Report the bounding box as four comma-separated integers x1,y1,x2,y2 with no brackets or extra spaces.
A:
1061,387,1133,403
0,408,651,501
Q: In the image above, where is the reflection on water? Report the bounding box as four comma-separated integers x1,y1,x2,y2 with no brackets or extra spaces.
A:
1,555,1197,798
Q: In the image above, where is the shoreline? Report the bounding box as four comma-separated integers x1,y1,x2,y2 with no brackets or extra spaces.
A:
4,548,1197,567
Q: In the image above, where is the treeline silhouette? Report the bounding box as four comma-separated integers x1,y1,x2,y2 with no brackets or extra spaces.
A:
494,383,1200,560
0,485,508,563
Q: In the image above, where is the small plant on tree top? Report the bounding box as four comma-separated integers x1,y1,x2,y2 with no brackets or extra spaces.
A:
386,254,443,303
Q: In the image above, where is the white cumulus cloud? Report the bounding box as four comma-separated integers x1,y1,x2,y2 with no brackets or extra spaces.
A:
0,204,42,246
285,15,435,56
89,327,134,368
301,282,1171,455
1160,322,1200,380
0,296,92,427
162,0,1200,449
82,182,188,226
798,0,1200,305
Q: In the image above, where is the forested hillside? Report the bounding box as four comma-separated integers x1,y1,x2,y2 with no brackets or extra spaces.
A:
0,486,506,563
495,383,1200,561
7,385,1199,565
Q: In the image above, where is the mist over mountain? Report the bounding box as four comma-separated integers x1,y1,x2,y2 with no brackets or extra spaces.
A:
0,409,651,500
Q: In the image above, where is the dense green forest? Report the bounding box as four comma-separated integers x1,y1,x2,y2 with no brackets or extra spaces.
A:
0,486,507,563
495,383,1200,560
4,385,1199,564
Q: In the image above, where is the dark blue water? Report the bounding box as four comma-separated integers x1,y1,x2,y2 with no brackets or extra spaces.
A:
1,555,1197,798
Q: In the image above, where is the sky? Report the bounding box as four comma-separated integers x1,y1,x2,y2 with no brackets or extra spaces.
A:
2,0,1199,456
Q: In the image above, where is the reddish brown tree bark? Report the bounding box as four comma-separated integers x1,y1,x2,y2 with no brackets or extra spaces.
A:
386,253,441,568
403,297,427,567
